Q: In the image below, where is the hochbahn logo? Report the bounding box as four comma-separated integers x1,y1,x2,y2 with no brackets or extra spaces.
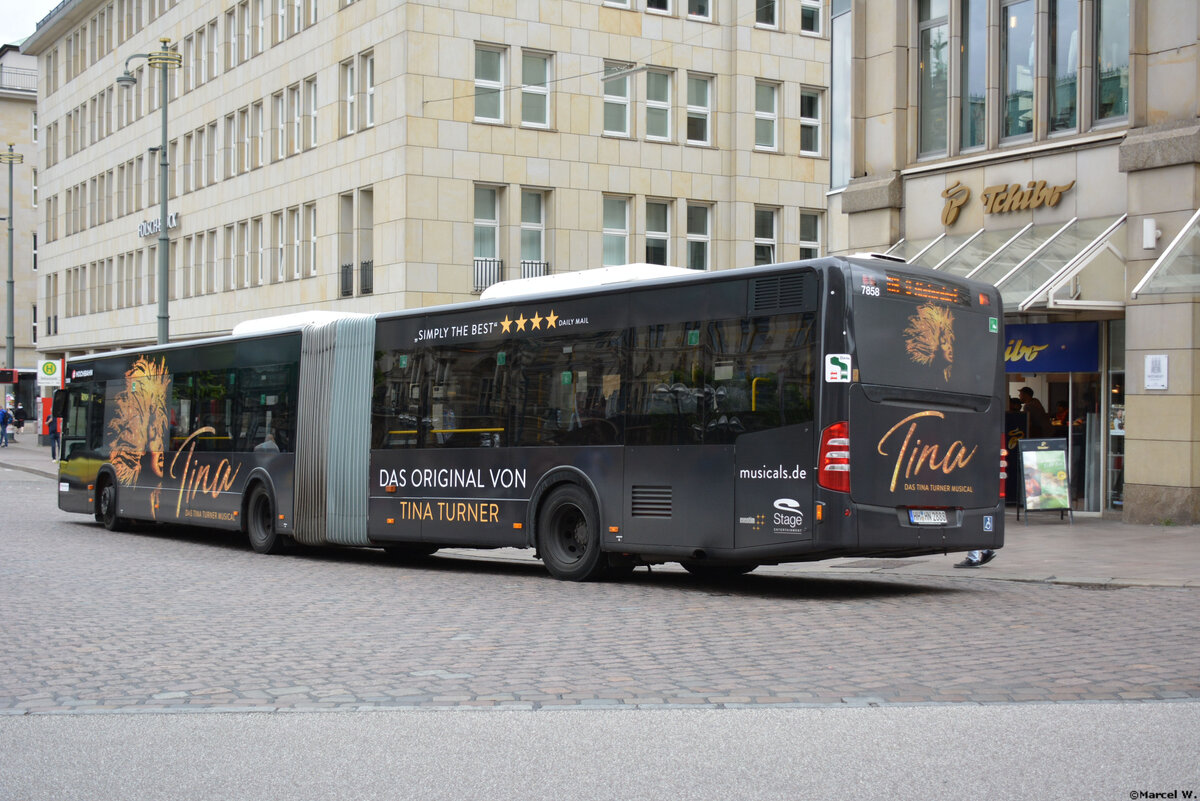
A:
137,212,180,237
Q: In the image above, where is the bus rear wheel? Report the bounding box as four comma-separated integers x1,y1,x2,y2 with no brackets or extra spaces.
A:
96,479,127,532
246,484,288,554
538,484,606,581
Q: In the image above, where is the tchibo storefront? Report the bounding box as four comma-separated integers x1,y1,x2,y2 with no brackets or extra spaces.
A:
881,155,1129,516
827,0,1200,524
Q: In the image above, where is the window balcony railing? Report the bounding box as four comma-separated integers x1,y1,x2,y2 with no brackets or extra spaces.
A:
340,262,353,297
0,66,37,93
520,259,549,279
359,259,373,294
474,257,502,292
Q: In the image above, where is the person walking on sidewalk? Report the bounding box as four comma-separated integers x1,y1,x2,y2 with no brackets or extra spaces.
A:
13,402,26,439
956,549,997,568
0,405,10,447
46,412,60,461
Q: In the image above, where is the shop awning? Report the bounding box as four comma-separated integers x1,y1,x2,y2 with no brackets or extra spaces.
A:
887,215,1128,312
1130,207,1200,298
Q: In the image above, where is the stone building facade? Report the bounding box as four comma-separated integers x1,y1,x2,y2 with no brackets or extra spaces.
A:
23,0,831,351
0,43,39,383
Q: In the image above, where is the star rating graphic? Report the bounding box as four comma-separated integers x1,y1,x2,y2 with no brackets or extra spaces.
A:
500,310,558,334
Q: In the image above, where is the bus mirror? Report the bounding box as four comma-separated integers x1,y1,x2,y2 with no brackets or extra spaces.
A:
52,389,68,418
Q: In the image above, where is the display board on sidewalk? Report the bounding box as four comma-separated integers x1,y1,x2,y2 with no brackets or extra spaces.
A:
1018,437,1073,522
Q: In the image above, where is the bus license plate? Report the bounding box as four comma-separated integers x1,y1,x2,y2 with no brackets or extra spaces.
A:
909,509,948,525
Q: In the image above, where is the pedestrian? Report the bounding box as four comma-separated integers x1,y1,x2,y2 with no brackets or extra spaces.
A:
0,405,10,447
46,412,60,461
1019,386,1053,438
955,548,996,568
13,402,26,438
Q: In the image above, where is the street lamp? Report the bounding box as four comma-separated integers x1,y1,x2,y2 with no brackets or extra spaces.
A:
116,38,182,345
0,143,23,369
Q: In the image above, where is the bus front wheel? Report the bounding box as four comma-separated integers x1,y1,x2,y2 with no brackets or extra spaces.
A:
96,479,127,532
537,484,606,581
246,484,288,554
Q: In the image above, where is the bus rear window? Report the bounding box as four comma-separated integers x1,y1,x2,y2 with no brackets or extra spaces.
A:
851,269,999,395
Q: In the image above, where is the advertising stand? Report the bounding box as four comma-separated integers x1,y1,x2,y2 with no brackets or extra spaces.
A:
1017,437,1074,524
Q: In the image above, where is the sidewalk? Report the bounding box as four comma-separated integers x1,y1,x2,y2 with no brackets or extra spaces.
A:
3,432,1196,589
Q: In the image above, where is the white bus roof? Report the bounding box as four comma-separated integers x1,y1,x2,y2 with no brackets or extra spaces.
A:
232,311,370,336
479,264,693,300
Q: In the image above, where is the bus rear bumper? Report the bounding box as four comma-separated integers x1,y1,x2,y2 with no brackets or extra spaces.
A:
852,501,1005,555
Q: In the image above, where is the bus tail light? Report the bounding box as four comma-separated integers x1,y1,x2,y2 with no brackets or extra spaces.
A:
818,421,850,493
1000,447,1008,500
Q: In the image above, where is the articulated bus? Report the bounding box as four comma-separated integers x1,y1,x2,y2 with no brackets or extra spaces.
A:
54,255,1005,580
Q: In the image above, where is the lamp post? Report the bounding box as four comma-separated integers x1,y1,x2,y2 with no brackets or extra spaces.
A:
0,143,23,369
116,38,182,345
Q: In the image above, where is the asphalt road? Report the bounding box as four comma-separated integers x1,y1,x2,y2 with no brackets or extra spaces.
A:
2,466,1198,798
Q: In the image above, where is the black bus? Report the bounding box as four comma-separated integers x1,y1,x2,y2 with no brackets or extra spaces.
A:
55,256,1005,580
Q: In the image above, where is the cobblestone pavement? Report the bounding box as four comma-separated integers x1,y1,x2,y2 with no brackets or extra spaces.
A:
2,469,1198,714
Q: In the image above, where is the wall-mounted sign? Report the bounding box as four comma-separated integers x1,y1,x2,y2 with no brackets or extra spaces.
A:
1004,322,1099,373
138,212,180,238
1145,354,1168,390
941,180,1076,226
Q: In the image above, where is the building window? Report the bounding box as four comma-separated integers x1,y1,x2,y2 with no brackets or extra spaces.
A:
647,0,671,14
288,84,301,153
520,190,545,264
251,101,264,168
363,52,375,128
646,200,670,266
800,0,821,33
341,58,356,135
798,211,820,259
754,208,776,265
603,0,631,8
686,203,709,270
272,91,285,160
686,74,711,145
521,52,550,128
474,185,499,259
602,196,629,266
305,201,317,276
918,0,949,156
960,0,986,150
475,45,504,123
755,81,778,150
304,76,317,149
757,0,778,28
288,205,301,279
272,211,285,281
31,169,37,207
1002,0,1036,139
799,89,820,154
646,70,671,141
687,0,711,21
603,63,631,137
1050,0,1079,132
357,189,374,294
1095,0,1129,122
251,216,264,286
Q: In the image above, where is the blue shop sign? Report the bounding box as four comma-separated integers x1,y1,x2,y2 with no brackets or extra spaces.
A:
1005,322,1100,373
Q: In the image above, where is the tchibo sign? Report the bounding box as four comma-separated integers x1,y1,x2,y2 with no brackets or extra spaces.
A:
138,212,180,237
